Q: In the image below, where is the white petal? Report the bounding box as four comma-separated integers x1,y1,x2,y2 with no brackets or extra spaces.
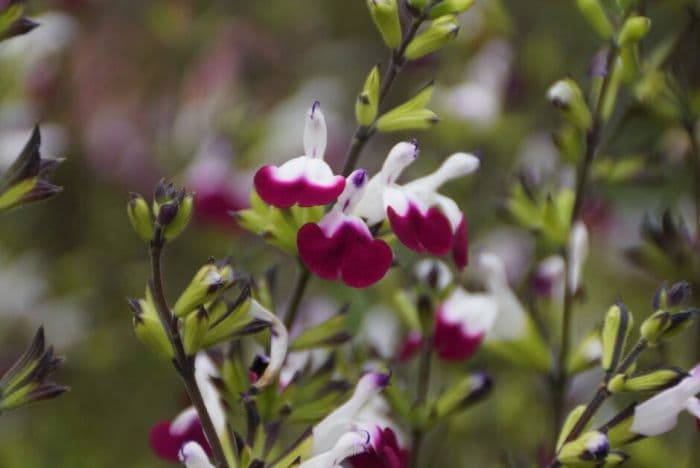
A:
404,152,479,194
383,186,416,217
303,101,327,158
431,193,463,231
170,407,199,436
312,372,389,454
441,288,498,336
631,381,695,436
567,221,589,293
275,155,311,180
301,431,370,468
194,354,226,435
478,253,528,341
179,442,215,468
547,80,575,106
248,300,289,389
685,397,700,419
332,169,368,214
379,141,420,184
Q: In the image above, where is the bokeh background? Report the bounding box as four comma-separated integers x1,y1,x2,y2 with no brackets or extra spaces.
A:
0,0,699,466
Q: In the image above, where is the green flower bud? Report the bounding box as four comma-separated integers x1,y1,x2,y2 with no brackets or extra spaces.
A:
547,78,592,131
152,179,194,241
617,16,651,47
182,307,209,355
355,66,381,126
557,431,609,464
405,15,459,60
607,373,626,394
616,367,688,393
407,0,430,10
163,193,193,240
557,405,587,451
129,297,173,359
0,126,63,211
652,281,692,310
367,0,402,49
601,303,633,373
127,193,154,241
601,450,630,467
568,333,603,374
641,309,697,344
0,327,68,413
173,260,234,318
433,373,492,420
376,82,439,132
429,0,476,19
291,308,350,350
576,0,613,40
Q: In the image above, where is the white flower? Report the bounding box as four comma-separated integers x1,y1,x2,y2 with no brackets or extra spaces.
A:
300,431,370,468
179,441,214,468
194,354,226,435
631,364,700,436
567,221,589,294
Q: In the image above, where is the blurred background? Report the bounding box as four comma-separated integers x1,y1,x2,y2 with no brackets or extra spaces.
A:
0,0,698,466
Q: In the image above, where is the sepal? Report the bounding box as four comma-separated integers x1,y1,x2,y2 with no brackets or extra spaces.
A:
601,302,633,373
355,66,381,126
404,15,459,60
366,0,402,49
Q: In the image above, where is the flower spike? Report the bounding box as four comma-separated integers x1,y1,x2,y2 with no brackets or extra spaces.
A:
254,102,345,208
298,169,393,288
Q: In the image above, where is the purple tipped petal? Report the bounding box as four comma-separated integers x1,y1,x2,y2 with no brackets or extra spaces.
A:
149,415,211,462
297,220,393,288
254,165,345,208
433,308,485,362
387,203,454,255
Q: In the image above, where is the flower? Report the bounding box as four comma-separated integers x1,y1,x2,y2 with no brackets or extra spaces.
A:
297,169,393,288
348,426,409,468
354,141,479,269
433,288,497,361
311,372,391,456
567,221,589,294
253,101,345,208
631,363,700,437
150,354,225,464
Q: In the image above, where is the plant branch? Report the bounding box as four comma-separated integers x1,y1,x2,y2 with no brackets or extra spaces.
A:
283,265,311,330
409,333,434,468
149,231,230,468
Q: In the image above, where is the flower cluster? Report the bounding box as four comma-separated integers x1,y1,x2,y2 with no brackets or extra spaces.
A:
250,102,479,288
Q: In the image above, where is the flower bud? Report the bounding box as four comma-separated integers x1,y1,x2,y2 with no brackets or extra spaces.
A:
652,281,692,310
601,451,630,467
407,0,430,10
641,309,697,344
428,0,476,19
610,367,688,394
557,405,587,451
547,78,592,130
129,296,173,359
405,15,459,60
576,0,613,40
0,327,68,413
367,0,402,49
617,16,651,47
376,83,439,132
433,372,492,419
152,179,194,241
182,307,209,355
601,302,633,373
0,126,63,211
173,260,233,318
127,193,154,241
557,431,609,464
355,66,381,126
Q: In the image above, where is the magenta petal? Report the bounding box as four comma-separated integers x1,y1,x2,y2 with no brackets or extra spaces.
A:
149,416,211,462
388,204,453,256
452,215,468,269
298,221,392,288
297,223,344,281
433,312,484,362
340,236,393,288
349,427,409,468
254,165,344,208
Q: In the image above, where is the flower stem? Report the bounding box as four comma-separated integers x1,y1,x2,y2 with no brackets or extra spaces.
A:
409,333,434,468
341,2,436,177
149,231,230,468
284,265,311,330
551,43,619,438
546,339,647,468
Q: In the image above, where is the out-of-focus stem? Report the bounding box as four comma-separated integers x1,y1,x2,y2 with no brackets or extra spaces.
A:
149,231,230,468
409,333,434,468
283,265,311,330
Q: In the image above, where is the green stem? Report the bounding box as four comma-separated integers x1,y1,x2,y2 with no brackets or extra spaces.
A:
409,333,434,468
552,43,620,437
341,2,435,177
149,232,230,468
283,265,311,330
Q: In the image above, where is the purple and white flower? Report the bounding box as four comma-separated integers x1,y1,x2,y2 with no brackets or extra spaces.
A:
297,169,393,288
433,288,497,361
254,101,345,208
354,141,479,269
631,363,700,437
